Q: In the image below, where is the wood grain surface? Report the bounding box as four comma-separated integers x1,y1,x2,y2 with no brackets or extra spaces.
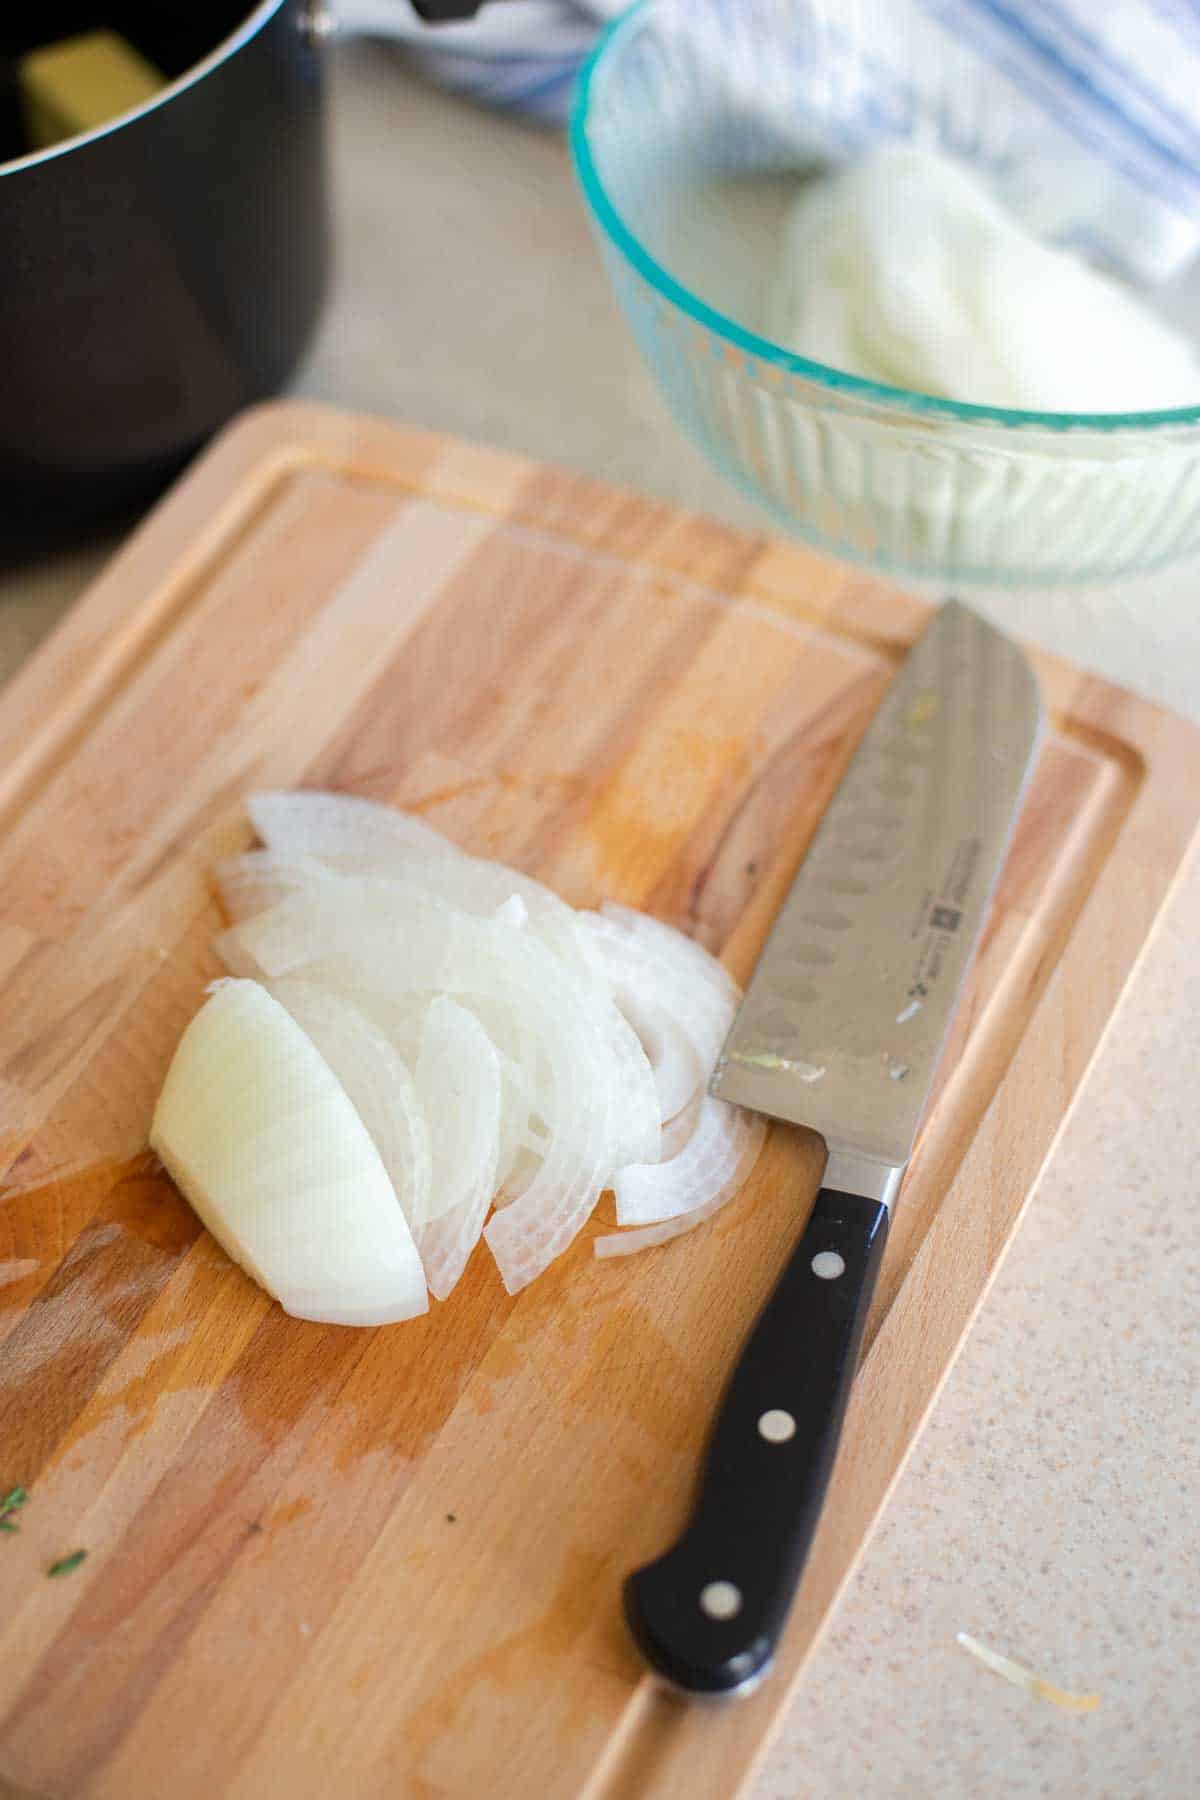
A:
1,403,1196,1800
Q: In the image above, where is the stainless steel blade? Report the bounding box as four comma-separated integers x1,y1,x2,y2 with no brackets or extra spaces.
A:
711,599,1042,1202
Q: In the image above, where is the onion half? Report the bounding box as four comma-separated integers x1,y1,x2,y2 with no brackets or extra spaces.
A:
150,980,428,1325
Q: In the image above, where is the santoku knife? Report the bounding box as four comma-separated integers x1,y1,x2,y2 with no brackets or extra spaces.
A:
624,599,1043,1697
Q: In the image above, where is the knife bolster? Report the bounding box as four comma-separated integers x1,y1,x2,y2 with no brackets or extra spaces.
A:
823,1146,904,1207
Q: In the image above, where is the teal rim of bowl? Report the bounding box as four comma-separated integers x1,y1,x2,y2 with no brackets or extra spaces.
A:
570,0,1200,435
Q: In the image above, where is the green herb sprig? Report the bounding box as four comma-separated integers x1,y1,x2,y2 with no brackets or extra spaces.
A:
0,1485,28,1534
47,1549,87,1578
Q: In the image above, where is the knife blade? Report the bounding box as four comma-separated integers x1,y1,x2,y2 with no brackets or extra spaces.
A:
623,599,1043,1698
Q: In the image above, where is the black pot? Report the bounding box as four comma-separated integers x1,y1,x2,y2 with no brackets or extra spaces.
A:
0,1,330,533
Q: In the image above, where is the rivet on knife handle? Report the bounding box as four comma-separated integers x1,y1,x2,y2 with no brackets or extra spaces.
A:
624,1186,888,1697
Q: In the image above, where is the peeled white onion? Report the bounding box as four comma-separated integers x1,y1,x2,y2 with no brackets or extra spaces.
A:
150,980,428,1325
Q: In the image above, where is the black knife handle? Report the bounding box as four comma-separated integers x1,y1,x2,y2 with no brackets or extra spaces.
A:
624,1187,889,1696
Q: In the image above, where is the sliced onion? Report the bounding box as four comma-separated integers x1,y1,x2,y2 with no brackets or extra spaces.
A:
413,996,502,1298
613,1095,764,1225
488,1049,548,1197
592,1180,743,1261
602,980,703,1126
248,791,600,979
659,1092,704,1161
266,977,432,1232
150,980,427,1325
214,902,320,982
158,794,773,1314
580,907,737,1147
601,1006,662,1169
270,974,520,1252
599,902,740,1008
596,1101,767,1259
248,790,453,863
492,894,528,930
214,876,656,1292
346,851,595,977
215,851,339,927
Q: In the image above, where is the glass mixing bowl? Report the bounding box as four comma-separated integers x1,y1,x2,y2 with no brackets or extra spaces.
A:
570,0,1200,585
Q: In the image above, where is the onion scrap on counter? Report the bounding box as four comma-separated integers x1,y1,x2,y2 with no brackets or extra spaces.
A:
955,1632,1101,1714
149,792,766,1325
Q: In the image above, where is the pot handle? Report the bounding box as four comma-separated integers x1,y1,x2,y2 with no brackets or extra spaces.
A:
316,0,503,41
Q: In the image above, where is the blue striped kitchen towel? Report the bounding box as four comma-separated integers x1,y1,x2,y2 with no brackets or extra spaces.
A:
337,0,622,124
340,0,1200,281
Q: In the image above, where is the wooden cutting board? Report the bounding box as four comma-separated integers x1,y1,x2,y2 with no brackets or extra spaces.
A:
1,403,1197,1800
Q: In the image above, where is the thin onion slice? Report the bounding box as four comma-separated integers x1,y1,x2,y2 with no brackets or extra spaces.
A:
580,909,737,1126
248,790,453,864
592,1180,741,1261
492,894,528,930
270,977,521,1233
215,851,339,927
266,978,432,1232
956,1633,1101,1713
659,1092,704,1162
595,1102,766,1259
150,980,427,1325
613,1095,764,1226
601,1006,662,1170
603,980,703,1127
414,996,502,1298
599,902,740,1007
331,850,595,977
247,791,600,979
212,925,264,981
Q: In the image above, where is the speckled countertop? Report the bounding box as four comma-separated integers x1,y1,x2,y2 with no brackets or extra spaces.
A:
2,44,1197,1797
